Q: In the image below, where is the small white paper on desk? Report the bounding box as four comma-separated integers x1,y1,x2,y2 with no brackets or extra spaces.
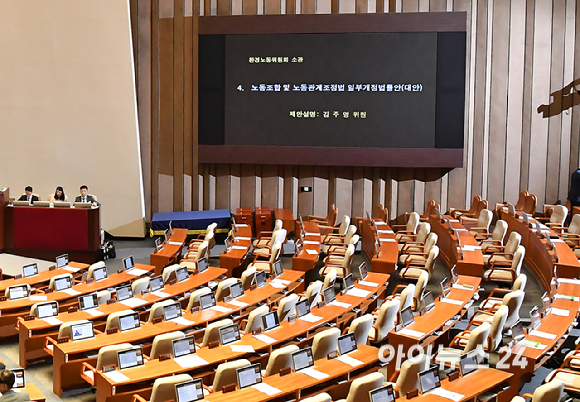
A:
300,367,329,380
235,237,251,241
103,370,130,383
126,268,149,277
329,300,351,308
440,298,463,306
230,344,255,353
268,281,286,289
173,316,194,326
557,278,580,285
29,295,47,301
381,238,396,243
232,246,247,250
550,307,570,317
529,330,557,340
336,354,363,367
304,240,318,245
151,291,170,298
377,229,393,234
42,317,62,326
430,387,465,402
210,305,233,313
168,241,183,246
305,232,320,237
63,266,80,273
174,354,208,368
462,245,482,251
448,219,460,223
253,333,277,344
85,309,103,317
518,340,547,349
552,238,565,243
272,278,290,285
252,382,282,396
398,328,425,338
452,284,474,290
227,299,249,308
555,294,580,302
358,281,379,288
299,313,323,323
236,224,248,227
61,288,81,296
346,288,372,298
305,249,319,255
120,298,148,308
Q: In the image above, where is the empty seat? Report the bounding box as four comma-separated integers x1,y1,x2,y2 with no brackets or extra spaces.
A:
312,327,341,360
264,345,299,376
150,331,185,359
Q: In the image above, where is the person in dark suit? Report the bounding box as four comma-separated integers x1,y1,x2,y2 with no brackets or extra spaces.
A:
0,369,30,402
17,186,39,205
74,185,99,206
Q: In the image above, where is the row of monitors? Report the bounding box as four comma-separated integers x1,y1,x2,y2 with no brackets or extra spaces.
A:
12,200,93,208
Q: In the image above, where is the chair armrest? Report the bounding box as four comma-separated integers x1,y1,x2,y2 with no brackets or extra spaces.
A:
239,319,248,332
44,337,58,356
132,394,149,402
521,394,533,399
406,258,428,267
257,231,274,238
488,288,510,298
388,369,401,383
392,284,406,295
80,362,98,386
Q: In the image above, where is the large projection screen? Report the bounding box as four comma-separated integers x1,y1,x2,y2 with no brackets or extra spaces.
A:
0,0,145,237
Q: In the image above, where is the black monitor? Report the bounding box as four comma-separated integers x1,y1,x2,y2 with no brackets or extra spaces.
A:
418,366,441,394
8,285,29,300
175,379,204,402
197,257,209,273
323,286,336,305
369,384,396,402
219,323,241,345
200,292,216,310
149,275,164,292
338,332,357,355
119,312,140,332
176,267,189,283
273,260,283,277
292,347,314,371
230,281,244,299
116,285,133,302
123,256,135,271
117,347,144,370
11,369,25,389
359,262,368,280
400,306,415,328
22,263,38,278
459,352,478,377
173,335,196,357
56,254,69,268
71,322,94,341
92,266,108,282
295,299,310,318
255,270,267,288
54,276,72,291
36,301,58,319
163,302,182,321
78,293,98,311
343,273,355,290
261,311,280,332
237,363,262,389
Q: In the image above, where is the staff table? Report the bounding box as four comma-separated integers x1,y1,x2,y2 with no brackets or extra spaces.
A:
292,221,321,272
150,228,188,275
150,209,231,236
360,218,398,273
220,224,253,277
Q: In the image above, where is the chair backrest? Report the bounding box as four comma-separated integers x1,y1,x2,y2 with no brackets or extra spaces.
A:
413,271,429,311
343,225,358,244
95,343,133,370
216,277,239,302
569,214,580,234
194,240,209,260
396,354,430,395
376,204,388,222
463,322,491,353
301,393,332,402
399,284,416,312
504,232,522,254
241,266,257,290
273,219,283,232
416,222,431,243
244,304,270,333
406,212,420,233
186,287,212,312
467,195,481,215
327,205,338,226
162,264,180,283
58,319,90,338
489,306,509,351
531,379,564,402
202,318,234,347
348,314,373,346
131,277,150,295
312,327,341,360
523,194,537,215
345,372,385,402
424,200,438,217
477,209,493,230
512,274,527,292
268,241,283,265
476,199,488,216
105,309,136,331
264,345,299,376
514,191,528,210
492,220,508,243
550,205,568,226
49,273,73,290
304,281,323,310
150,331,185,359
423,233,438,254
273,229,287,246
502,290,525,329
349,234,360,246
277,293,299,321
510,246,526,275
213,359,251,392
205,230,216,250
423,245,439,277
323,269,337,289
338,215,350,235
148,299,177,322
150,374,193,402
375,300,399,342
96,290,111,305
87,261,106,281
340,244,356,271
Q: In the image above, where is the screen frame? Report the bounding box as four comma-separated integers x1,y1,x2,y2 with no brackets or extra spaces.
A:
175,379,204,402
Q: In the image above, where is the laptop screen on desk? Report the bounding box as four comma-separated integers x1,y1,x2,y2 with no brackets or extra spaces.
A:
123,256,135,271
338,333,357,355
23,263,38,278
359,262,368,280
237,364,262,389
176,267,189,283
78,293,98,311
37,301,58,319
224,236,232,252
54,277,72,291
530,306,541,330
56,254,69,268
424,291,435,311
119,312,140,332
219,324,241,346
173,335,196,357
262,311,280,332
230,281,244,299
117,347,144,370
418,366,441,394
511,321,525,342
344,273,355,290
149,275,164,292
400,306,414,328
292,347,314,371
440,277,450,298
11,369,25,389
273,260,283,277
164,229,170,244
200,293,216,310
175,379,204,402
93,266,108,282
155,237,163,251
295,299,310,318
323,286,335,305
197,257,209,273
459,352,478,377
163,302,182,321
370,384,396,402
116,285,133,302
9,285,29,300
255,270,267,288
71,322,94,341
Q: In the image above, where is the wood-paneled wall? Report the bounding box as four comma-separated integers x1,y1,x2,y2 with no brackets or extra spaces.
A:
132,0,580,224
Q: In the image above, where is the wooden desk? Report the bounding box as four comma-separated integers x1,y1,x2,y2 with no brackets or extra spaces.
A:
501,212,580,291
292,221,321,272
220,225,253,277
150,228,188,275
0,265,87,293
51,270,305,397
274,208,295,235
360,219,398,274
0,356,45,402
18,265,218,369
92,274,388,402
430,216,484,276
235,208,253,236
254,207,272,238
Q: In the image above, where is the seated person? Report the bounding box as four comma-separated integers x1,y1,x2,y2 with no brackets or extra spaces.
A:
74,185,99,206
49,186,68,203
0,369,30,402
17,186,38,205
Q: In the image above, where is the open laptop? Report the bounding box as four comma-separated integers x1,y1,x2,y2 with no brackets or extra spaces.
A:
295,298,310,318
71,322,94,341
173,335,196,357
33,201,50,207
53,201,71,208
511,321,526,344
507,202,516,216
197,257,209,273
530,306,542,330
199,292,216,310
423,291,435,312
119,311,140,332
78,293,98,311
163,302,182,321
292,347,314,372
56,254,69,268
9,285,29,300
155,237,163,252
13,201,31,207
175,379,204,402
399,306,415,328
22,263,38,278
176,267,189,283
92,266,108,282
219,323,241,345
323,286,336,305
36,301,58,319
54,276,72,291
418,366,441,394
440,277,451,298
149,275,164,292
117,347,144,370
122,256,135,271
369,384,396,402
338,332,357,355
255,270,267,288
359,262,368,281
224,236,232,253
273,260,283,277
237,363,262,389
74,201,92,209
262,311,280,332
230,281,244,299
11,369,25,389
116,285,133,302
343,273,355,290
459,352,478,377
